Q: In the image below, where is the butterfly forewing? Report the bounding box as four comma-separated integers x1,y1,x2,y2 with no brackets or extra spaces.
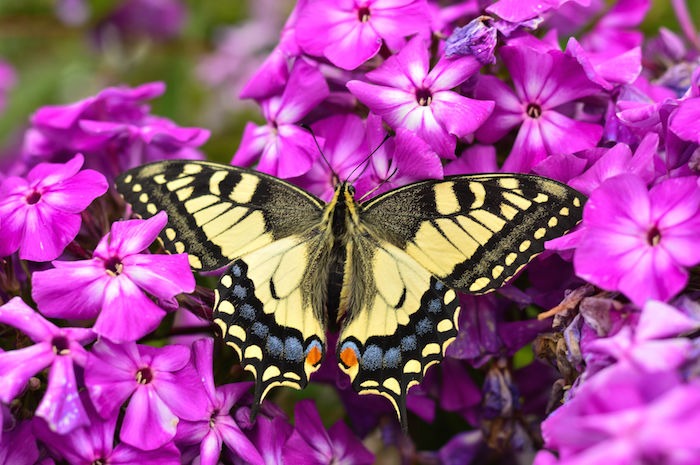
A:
361,174,585,294
115,160,324,270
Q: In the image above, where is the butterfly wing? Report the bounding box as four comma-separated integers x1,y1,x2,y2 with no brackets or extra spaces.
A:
337,234,460,429
361,174,585,293
215,233,329,409
337,174,584,428
115,160,325,271
116,160,328,409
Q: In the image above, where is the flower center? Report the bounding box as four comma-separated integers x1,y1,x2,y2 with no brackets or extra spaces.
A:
416,88,432,106
25,190,42,205
52,335,71,356
136,367,154,384
646,225,661,246
91,460,106,465
209,408,220,428
104,256,124,276
526,103,542,118
357,6,370,22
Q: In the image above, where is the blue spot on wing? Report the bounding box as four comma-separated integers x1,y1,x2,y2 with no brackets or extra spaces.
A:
266,336,283,357
239,303,255,320
416,317,433,336
401,335,417,351
232,284,247,299
383,348,401,368
284,337,304,362
361,345,383,371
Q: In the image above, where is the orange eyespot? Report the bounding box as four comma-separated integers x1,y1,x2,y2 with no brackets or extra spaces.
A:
306,345,323,366
340,347,359,368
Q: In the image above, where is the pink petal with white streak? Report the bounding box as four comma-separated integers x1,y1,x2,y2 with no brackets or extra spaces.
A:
121,385,178,451
123,253,195,300
94,276,167,342
94,212,167,259
36,356,89,434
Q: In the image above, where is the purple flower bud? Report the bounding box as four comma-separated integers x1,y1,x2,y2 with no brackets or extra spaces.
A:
446,16,498,65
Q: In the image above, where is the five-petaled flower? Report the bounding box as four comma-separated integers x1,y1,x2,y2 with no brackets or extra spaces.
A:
32,211,195,342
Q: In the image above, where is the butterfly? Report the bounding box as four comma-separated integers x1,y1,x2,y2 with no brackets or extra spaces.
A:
116,160,584,429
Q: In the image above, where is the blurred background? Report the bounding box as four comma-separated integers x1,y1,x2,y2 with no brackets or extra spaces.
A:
0,0,697,166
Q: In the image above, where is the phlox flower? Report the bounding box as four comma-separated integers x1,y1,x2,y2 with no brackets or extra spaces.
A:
175,338,264,465
23,82,209,178
347,36,494,158
586,300,698,373
475,43,603,172
283,400,374,465
0,421,38,465
32,211,195,342
232,59,329,178
540,365,700,464
0,297,95,434
295,0,429,70
0,153,107,261
84,339,207,451
574,174,700,307
34,392,181,465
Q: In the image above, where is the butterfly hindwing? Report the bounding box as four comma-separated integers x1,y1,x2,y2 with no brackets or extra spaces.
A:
361,174,585,294
213,234,328,408
115,160,324,271
337,235,460,427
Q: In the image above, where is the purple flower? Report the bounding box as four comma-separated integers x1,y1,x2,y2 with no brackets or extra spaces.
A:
541,365,700,464
34,392,181,465
0,154,108,261
574,174,700,307
232,60,329,178
486,0,587,24
0,420,39,465
353,114,443,198
475,44,603,172
84,340,207,451
295,0,430,70
347,36,494,158
283,400,374,465
586,300,698,373
32,212,195,342
23,82,209,178
290,113,370,201
175,338,264,465
0,297,95,433
95,0,187,43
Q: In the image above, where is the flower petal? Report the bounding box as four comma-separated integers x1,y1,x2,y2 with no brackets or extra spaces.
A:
36,356,89,434
0,297,58,341
94,276,167,342
19,205,80,262
430,91,494,138
95,212,167,259
32,259,108,320
41,169,108,213
120,386,178,451
122,253,195,300
0,343,54,402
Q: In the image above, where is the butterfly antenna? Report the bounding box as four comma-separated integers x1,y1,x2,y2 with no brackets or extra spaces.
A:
347,133,391,184
301,123,339,185
358,165,398,202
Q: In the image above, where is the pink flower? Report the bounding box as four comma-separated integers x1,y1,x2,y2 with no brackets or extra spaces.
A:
32,212,195,342
232,60,329,178
84,340,208,451
0,154,107,261
574,174,700,306
295,0,430,70
347,36,494,158
0,297,95,433
475,44,603,172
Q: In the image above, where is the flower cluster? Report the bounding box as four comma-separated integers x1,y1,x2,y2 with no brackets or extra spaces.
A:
1,0,700,464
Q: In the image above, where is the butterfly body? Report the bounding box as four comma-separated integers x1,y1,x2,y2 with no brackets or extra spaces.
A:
116,160,585,429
